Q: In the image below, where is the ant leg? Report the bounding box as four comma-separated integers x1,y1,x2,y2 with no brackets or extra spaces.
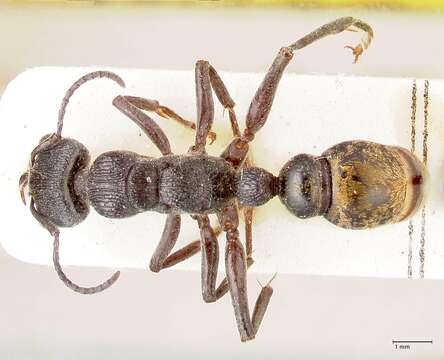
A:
149,213,182,272
194,215,231,302
222,17,373,168
194,214,253,302
149,214,219,272
244,206,254,263
289,17,373,63
113,95,172,156
218,205,273,342
242,156,255,262
191,60,214,154
161,225,222,270
121,96,217,144
245,17,373,139
191,60,241,153
241,205,273,338
207,65,241,137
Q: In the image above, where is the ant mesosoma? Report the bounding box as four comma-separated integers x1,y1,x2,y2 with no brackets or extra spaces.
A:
19,17,424,341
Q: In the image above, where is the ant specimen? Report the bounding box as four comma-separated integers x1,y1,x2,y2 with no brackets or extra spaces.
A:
19,17,425,342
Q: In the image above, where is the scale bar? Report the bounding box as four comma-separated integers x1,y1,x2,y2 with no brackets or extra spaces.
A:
392,340,433,344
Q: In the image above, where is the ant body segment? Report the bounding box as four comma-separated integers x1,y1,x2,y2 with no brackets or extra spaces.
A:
20,17,425,341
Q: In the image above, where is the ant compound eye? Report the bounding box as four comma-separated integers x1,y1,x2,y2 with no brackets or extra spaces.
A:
278,154,331,219
29,138,90,227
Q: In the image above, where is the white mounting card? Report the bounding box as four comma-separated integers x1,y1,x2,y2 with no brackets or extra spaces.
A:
1,67,443,279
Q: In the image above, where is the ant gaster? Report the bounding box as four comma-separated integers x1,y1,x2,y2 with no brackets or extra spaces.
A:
19,17,425,342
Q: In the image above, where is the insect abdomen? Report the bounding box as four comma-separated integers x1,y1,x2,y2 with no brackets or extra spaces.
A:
322,141,425,229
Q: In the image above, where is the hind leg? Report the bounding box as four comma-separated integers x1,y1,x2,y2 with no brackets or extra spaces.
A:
218,205,273,342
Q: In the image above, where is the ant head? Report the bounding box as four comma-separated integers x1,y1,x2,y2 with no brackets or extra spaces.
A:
19,71,126,296
278,154,331,219
27,135,91,227
22,71,124,229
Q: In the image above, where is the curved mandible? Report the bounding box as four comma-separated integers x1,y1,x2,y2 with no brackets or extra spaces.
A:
56,70,125,137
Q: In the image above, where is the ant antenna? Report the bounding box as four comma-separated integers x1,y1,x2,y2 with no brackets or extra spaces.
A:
56,71,125,137
30,199,120,294
53,232,120,294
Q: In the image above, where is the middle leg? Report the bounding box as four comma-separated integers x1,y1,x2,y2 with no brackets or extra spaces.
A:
149,213,223,273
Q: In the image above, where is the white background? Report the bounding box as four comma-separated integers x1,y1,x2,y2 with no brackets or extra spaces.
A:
1,4,444,359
